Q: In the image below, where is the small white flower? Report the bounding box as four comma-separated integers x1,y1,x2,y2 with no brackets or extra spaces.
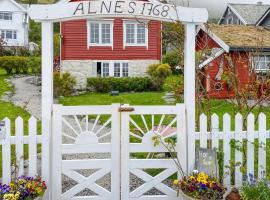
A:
193,169,199,174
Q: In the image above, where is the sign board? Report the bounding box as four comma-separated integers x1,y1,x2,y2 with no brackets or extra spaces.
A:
195,148,218,177
29,0,208,23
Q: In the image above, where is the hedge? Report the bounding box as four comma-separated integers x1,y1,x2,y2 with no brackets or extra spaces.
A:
0,56,41,74
87,77,151,93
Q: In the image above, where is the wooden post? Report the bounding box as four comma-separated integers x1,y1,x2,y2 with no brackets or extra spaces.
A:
184,22,196,174
41,21,54,198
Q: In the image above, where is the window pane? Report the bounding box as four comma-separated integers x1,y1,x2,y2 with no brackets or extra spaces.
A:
114,63,121,77
122,63,129,77
13,31,16,39
101,24,111,44
90,23,99,44
102,63,110,77
1,30,5,39
6,31,12,39
137,24,146,44
0,12,12,20
126,24,135,44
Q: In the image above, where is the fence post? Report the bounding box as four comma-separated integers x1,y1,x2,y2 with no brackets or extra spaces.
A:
2,118,11,184
177,104,187,174
223,113,231,187
15,117,24,176
247,113,254,179
258,113,266,179
235,113,243,186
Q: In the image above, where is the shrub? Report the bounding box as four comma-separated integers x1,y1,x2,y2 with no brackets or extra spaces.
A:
87,77,151,93
147,63,172,90
54,72,76,97
163,75,184,101
162,51,180,68
0,56,41,74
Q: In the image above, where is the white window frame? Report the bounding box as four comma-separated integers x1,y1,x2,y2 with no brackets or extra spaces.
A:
251,53,270,72
0,30,17,40
101,62,110,77
87,20,114,48
96,61,129,77
123,20,148,48
0,12,12,21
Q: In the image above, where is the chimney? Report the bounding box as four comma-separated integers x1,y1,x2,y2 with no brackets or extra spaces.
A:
257,1,263,5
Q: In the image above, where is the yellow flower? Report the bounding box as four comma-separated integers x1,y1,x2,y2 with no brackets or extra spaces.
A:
173,179,179,185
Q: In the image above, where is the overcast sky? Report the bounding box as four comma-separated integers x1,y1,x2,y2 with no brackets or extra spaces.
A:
171,0,270,18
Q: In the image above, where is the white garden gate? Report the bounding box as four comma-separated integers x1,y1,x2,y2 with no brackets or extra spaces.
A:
51,104,186,200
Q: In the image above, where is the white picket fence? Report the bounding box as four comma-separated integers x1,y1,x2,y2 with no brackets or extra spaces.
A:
0,112,268,190
0,117,43,184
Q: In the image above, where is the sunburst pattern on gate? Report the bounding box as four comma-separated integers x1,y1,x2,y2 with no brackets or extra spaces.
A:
60,114,113,199
123,110,180,200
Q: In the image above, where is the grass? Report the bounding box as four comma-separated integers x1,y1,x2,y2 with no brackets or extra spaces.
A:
59,92,168,106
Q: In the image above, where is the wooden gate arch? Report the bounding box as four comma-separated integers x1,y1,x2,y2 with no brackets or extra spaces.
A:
29,0,208,199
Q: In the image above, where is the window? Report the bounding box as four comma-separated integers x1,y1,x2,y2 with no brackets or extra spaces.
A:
0,12,12,20
89,21,113,46
114,63,121,77
122,63,129,77
102,63,109,77
0,30,17,40
124,22,148,46
252,54,270,72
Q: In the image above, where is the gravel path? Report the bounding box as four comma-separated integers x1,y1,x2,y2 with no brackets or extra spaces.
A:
2,75,42,119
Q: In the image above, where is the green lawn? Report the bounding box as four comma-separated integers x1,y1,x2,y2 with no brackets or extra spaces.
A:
59,92,168,105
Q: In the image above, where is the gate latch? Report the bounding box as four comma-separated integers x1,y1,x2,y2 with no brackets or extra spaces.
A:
119,107,134,112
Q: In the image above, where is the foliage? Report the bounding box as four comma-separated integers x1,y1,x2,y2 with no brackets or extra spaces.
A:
163,75,184,101
54,72,76,97
147,63,172,91
0,38,6,56
240,173,270,200
0,176,46,200
87,77,151,93
54,33,61,57
0,56,41,74
175,171,226,200
162,51,181,74
162,22,184,67
29,20,41,45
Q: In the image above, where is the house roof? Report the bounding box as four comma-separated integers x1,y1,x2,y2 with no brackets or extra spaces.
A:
228,3,270,25
8,0,28,11
202,24,270,51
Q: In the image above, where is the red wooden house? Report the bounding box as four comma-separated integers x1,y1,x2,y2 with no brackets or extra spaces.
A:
196,24,270,98
60,0,161,88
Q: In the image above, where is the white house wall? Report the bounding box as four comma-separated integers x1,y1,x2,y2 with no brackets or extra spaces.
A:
0,0,28,46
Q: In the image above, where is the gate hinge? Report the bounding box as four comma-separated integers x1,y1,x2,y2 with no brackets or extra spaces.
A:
119,107,134,112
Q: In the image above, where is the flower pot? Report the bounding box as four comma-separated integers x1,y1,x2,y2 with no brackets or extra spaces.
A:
179,190,201,200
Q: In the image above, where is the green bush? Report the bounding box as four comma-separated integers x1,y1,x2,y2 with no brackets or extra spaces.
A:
240,180,270,200
0,56,41,74
87,77,151,93
163,75,184,101
147,63,172,91
54,72,76,97
162,51,180,68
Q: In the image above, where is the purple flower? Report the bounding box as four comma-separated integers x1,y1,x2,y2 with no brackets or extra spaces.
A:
0,184,10,193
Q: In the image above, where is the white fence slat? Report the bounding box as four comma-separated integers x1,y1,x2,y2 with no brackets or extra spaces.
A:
15,117,24,176
235,113,243,186
211,114,219,149
247,114,254,178
199,114,207,148
2,118,11,184
111,104,121,200
28,116,37,177
258,113,266,179
223,113,231,187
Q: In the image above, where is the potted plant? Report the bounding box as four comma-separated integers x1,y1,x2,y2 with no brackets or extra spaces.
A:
0,175,47,200
174,171,226,200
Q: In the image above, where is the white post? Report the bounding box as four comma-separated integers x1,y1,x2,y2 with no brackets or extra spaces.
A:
41,21,54,198
184,22,196,174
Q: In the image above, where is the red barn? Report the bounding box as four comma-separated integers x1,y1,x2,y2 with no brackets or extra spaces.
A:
60,1,161,88
196,24,270,98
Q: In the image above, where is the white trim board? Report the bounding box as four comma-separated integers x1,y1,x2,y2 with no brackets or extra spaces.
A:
198,25,230,53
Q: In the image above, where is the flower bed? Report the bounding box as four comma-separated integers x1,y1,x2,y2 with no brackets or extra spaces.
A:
0,176,46,200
